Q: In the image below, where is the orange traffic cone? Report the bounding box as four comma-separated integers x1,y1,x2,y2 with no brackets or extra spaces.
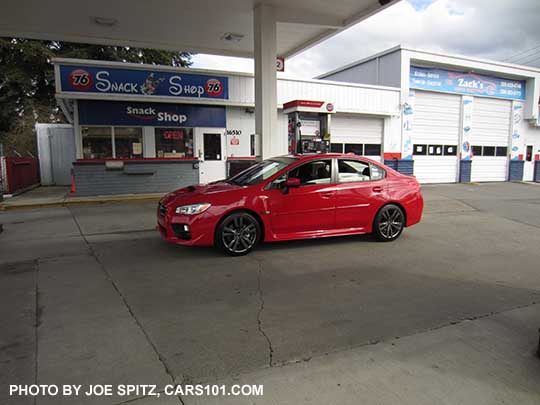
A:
70,175,76,194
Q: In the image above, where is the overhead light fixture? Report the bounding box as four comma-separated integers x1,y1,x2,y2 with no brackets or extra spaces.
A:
93,16,118,27
221,32,244,42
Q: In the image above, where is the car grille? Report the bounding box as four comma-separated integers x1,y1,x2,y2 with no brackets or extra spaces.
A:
158,203,167,217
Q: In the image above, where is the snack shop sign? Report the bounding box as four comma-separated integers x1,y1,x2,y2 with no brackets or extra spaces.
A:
59,64,229,100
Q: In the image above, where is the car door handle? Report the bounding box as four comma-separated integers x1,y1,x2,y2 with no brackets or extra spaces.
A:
372,186,383,193
321,191,334,199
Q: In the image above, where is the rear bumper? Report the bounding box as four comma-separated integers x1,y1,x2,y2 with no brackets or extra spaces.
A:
406,192,424,227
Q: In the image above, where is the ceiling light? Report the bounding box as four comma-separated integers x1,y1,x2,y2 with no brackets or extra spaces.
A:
93,17,118,27
221,33,244,42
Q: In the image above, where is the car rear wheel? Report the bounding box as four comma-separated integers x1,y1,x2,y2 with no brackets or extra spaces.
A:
216,212,261,256
373,204,405,242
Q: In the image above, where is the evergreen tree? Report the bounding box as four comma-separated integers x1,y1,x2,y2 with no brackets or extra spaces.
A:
0,38,192,155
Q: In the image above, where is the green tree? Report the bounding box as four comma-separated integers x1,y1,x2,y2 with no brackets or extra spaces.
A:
0,38,192,155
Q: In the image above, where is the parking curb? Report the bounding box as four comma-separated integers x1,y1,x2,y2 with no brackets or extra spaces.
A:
0,195,162,211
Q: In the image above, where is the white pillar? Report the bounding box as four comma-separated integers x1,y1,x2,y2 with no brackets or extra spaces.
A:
254,4,277,160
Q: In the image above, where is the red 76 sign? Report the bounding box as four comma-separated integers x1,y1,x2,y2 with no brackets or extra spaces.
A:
69,69,93,90
205,79,224,97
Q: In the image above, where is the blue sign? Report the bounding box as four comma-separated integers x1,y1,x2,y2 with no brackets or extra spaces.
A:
60,64,228,99
78,100,226,128
410,66,525,100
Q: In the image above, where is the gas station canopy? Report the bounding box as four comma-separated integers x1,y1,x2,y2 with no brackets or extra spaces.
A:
0,0,397,58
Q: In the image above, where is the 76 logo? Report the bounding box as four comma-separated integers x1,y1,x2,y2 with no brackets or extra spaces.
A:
69,69,93,90
205,79,224,97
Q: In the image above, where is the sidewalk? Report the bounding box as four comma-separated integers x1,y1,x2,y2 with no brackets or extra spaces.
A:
0,186,164,210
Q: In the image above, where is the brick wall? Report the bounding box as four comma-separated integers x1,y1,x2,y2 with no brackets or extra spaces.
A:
508,160,524,181
459,160,472,183
384,159,414,176
73,160,199,196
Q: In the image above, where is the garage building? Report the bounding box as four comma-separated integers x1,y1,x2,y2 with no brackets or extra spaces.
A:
318,45,540,184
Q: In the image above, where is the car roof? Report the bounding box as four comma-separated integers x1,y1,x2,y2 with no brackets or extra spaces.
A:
280,153,381,164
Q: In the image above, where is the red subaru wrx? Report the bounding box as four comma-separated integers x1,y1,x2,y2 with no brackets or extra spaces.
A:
157,154,423,256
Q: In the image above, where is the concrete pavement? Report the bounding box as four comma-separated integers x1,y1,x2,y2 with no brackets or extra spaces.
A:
1,183,540,404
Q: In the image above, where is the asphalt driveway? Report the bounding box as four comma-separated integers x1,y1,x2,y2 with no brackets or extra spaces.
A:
1,182,540,404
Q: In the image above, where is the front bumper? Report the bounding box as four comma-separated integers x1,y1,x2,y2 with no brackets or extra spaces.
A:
157,203,215,246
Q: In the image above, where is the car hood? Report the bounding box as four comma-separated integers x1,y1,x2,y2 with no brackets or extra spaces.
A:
160,181,242,206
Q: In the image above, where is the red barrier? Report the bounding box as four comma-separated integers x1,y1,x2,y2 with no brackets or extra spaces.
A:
4,157,40,194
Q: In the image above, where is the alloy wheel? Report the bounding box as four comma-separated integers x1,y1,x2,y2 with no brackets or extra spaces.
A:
221,215,258,254
378,206,404,239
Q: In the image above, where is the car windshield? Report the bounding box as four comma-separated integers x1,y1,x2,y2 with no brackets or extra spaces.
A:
227,157,296,186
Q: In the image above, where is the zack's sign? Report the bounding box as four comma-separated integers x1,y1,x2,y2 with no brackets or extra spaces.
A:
410,66,525,101
59,65,229,100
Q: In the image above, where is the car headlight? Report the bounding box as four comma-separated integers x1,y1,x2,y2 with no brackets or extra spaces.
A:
175,203,211,215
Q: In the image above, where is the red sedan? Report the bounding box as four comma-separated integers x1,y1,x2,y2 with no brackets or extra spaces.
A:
158,154,423,255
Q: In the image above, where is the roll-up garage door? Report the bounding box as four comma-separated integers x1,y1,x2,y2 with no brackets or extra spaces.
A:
412,91,460,183
471,97,511,182
330,115,383,162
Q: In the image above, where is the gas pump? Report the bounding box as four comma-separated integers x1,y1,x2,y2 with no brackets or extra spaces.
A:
283,100,335,154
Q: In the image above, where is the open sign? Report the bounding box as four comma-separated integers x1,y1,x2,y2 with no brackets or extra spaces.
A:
163,130,184,140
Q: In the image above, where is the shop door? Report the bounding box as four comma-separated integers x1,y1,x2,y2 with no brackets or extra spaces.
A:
196,128,226,183
413,91,460,183
524,144,534,181
471,97,511,182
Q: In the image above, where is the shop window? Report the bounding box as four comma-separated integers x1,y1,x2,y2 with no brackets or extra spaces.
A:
364,144,382,156
483,146,496,156
496,146,508,157
444,145,457,156
338,160,371,183
428,145,443,156
525,145,533,162
203,133,222,161
250,134,256,156
288,160,332,186
114,127,143,158
413,144,427,155
155,128,194,158
330,143,344,153
472,145,483,156
82,127,113,159
344,143,363,155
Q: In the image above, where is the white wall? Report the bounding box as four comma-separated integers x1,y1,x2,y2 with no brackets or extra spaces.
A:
225,75,400,116
225,107,256,157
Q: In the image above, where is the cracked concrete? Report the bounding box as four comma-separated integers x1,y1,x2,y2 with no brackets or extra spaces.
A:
256,260,274,367
1,183,540,404
67,207,185,405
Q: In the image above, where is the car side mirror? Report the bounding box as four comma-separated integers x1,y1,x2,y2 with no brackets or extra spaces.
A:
281,177,300,194
285,177,301,188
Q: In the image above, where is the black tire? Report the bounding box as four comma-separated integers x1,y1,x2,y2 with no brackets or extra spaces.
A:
215,212,261,256
373,204,405,242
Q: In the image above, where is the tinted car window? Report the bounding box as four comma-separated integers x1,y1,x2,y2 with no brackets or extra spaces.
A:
228,157,295,186
288,160,332,186
338,160,371,183
370,164,385,180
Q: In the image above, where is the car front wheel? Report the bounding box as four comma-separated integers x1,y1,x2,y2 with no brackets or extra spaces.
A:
215,212,261,256
373,204,405,242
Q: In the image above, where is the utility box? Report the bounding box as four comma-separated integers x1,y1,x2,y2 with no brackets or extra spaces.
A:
36,123,76,186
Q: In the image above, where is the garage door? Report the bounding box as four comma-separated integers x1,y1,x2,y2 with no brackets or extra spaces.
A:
471,97,511,182
330,115,383,162
412,91,460,183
